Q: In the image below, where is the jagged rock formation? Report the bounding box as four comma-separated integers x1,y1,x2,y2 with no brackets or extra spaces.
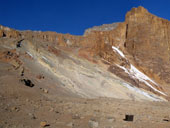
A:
0,6,170,101
84,23,118,35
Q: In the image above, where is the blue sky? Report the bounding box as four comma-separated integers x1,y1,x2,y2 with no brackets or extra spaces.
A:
0,0,170,35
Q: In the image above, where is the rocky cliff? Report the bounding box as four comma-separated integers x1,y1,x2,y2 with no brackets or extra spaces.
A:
0,6,170,101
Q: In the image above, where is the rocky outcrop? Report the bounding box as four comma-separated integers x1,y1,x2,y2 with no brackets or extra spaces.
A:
84,23,118,35
0,25,21,38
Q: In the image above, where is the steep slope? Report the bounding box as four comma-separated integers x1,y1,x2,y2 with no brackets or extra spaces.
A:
0,37,163,101
0,6,170,101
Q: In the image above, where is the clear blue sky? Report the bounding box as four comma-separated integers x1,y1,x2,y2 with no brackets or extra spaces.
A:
0,0,170,35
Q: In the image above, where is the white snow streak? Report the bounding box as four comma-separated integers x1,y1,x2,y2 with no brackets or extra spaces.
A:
117,64,166,96
113,46,166,96
130,65,158,86
129,65,166,96
116,64,129,73
122,83,162,101
112,46,125,58
42,56,48,62
27,52,33,58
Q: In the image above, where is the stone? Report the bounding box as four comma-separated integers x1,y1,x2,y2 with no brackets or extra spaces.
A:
72,114,80,119
66,122,74,127
163,116,170,122
123,115,134,121
107,117,116,122
21,79,34,87
28,113,36,119
0,30,3,37
104,127,113,128
11,107,20,112
36,74,45,79
43,89,48,93
40,121,50,127
49,107,54,112
88,119,99,128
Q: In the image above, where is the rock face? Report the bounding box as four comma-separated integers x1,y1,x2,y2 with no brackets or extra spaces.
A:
125,7,170,84
124,7,170,99
84,23,118,35
0,25,20,38
0,6,170,101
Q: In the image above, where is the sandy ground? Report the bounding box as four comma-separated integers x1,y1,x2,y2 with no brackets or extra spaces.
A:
0,72,170,128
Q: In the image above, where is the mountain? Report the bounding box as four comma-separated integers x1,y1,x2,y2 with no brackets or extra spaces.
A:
1,6,170,128
1,6,170,101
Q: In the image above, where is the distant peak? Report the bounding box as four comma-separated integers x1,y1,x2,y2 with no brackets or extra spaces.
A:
130,6,148,14
133,6,148,13
125,6,149,22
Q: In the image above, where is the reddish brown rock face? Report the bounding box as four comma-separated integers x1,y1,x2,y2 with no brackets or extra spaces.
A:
124,7,170,84
0,25,21,38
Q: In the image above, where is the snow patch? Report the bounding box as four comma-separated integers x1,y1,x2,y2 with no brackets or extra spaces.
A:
122,83,162,101
130,64,158,86
116,64,129,73
27,52,33,58
112,46,166,96
115,64,166,96
112,46,125,58
129,64,166,96
42,56,48,62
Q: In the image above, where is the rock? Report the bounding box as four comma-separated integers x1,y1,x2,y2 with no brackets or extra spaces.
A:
43,89,48,93
104,127,113,128
55,111,60,114
21,79,34,87
16,39,24,48
11,107,20,112
0,25,20,38
67,122,74,127
84,23,118,36
28,113,36,119
72,114,80,119
123,115,134,121
40,88,49,93
40,121,50,127
107,117,116,122
163,116,170,122
49,107,54,112
36,74,45,79
88,119,99,128
0,30,3,37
